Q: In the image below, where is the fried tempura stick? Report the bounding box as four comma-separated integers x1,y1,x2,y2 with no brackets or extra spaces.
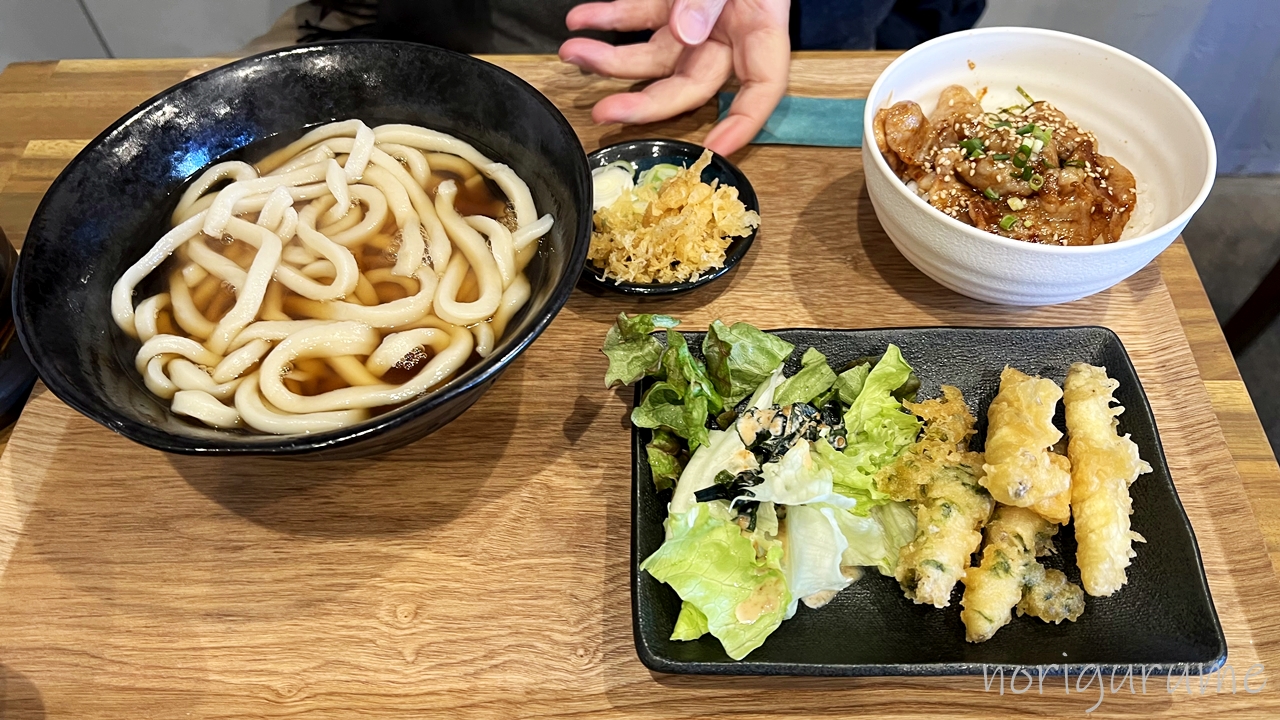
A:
961,506,1059,642
880,386,993,608
1064,363,1152,596
981,367,1072,520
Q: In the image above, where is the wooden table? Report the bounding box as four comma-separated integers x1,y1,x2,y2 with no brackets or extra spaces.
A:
1,54,1278,719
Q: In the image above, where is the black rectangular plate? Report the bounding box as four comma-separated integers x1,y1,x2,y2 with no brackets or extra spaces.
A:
631,326,1226,677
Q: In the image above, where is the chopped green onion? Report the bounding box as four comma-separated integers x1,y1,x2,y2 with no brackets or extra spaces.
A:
990,120,1012,129
991,153,1011,161
984,187,1000,201
1029,173,1045,191
1064,159,1086,167
1017,85,1036,105
1031,127,1053,145
1012,145,1032,169
999,214,1018,230
1020,166,1033,181
958,138,985,158
1016,123,1036,136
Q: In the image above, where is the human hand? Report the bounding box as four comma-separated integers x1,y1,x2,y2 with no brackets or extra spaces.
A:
559,0,790,156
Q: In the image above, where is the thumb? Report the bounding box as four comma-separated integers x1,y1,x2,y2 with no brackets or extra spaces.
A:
669,0,729,46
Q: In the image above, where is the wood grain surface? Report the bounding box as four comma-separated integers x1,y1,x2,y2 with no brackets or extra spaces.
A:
1,54,1279,719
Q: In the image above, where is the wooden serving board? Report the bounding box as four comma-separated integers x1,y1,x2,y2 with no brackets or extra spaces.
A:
1,55,1278,718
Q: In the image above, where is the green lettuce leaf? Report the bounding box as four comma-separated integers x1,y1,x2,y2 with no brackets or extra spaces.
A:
670,428,753,516
671,601,709,641
813,438,891,512
834,362,871,405
662,330,723,413
744,440,854,509
645,429,687,491
827,501,917,576
602,313,680,387
872,501,918,566
632,382,711,452
641,504,791,660
702,320,795,405
782,504,853,614
841,344,922,474
773,347,837,407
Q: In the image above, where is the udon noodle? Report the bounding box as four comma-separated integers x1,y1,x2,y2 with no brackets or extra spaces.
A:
111,119,553,434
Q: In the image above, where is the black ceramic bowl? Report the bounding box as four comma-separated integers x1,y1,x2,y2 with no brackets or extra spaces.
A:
12,40,591,458
580,139,758,296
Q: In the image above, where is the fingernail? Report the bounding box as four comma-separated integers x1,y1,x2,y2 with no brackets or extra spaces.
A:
675,8,713,44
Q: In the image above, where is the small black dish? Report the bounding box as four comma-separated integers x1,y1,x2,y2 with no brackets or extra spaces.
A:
580,139,758,296
12,40,591,458
632,326,1225,676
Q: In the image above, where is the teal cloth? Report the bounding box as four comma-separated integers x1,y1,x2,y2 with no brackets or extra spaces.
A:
717,93,865,147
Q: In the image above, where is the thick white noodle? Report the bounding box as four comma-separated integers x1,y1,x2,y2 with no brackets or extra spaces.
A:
318,187,388,247
112,211,208,337
360,164,426,276
257,322,472,413
212,338,272,383
172,389,243,429
202,219,283,355
172,161,257,224
168,358,241,400
181,262,208,286
378,142,430,187
471,321,495,358
344,121,376,182
135,334,221,375
318,198,364,235
324,158,351,223
134,293,170,342
281,244,318,266
167,270,216,339
202,162,328,238
285,267,437,327
465,215,516,289
228,320,330,350
512,214,553,249
185,240,247,290
258,186,295,230
255,119,367,174
144,356,178,399
276,206,299,244
268,144,335,176
174,181,330,224
373,124,537,227
369,148,449,275
234,373,369,434
490,273,531,339
432,181,502,324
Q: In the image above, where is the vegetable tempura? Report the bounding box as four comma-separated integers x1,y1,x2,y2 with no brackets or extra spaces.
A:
880,386,994,608
1064,363,1151,596
960,506,1083,642
981,367,1073,523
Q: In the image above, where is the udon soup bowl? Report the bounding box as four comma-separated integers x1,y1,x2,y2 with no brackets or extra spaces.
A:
862,27,1216,305
12,40,591,458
